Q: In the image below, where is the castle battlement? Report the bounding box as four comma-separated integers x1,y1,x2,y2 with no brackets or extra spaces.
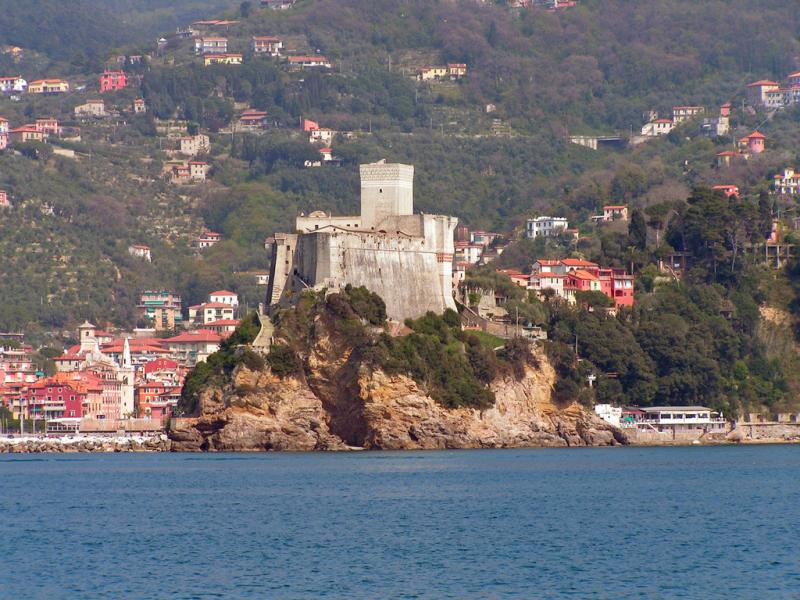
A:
266,161,457,321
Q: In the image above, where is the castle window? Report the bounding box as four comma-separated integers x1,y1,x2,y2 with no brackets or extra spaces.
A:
379,188,383,193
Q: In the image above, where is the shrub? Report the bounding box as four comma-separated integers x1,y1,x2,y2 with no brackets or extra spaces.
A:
266,344,301,378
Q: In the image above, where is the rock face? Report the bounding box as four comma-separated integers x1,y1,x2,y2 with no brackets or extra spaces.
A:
170,341,626,452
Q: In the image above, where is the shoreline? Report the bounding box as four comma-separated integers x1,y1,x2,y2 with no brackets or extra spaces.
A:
1,434,798,453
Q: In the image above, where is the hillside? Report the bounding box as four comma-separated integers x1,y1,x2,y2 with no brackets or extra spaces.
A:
0,0,799,414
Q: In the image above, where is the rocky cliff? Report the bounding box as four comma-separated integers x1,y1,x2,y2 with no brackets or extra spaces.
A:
170,340,626,452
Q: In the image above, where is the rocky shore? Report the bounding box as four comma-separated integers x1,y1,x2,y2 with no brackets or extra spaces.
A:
0,435,171,453
169,345,628,452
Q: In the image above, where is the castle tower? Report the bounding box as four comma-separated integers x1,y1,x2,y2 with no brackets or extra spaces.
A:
359,160,414,230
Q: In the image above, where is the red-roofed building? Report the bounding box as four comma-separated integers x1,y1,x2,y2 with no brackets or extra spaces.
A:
99,70,127,92
205,319,240,336
746,80,780,105
716,150,739,168
497,269,529,288
252,36,283,56
239,109,268,130
9,125,45,143
188,302,235,325
602,205,628,222
209,290,239,306
712,184,739,198
740,131,766,154
165,330,222,366
195,231,222,249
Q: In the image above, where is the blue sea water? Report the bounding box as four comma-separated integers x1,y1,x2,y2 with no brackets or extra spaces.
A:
0,446,798,599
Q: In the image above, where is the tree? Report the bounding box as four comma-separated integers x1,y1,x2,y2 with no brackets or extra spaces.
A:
628,208,647,250
240,1,253,17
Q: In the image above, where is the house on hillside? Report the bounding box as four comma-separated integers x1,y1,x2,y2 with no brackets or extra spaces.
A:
133,98,146,114
593,205,628,222
203,53,242,66
774,168,800,195
188,302,235,326
746,80,780,106
671,106,705,124
195,37,228,55
209,290,239,307
712,184,739,198
179,134,210,157
189,161,209,181
9,125,45,143
641,118,673,137
252,36,283,56
716,150,739,168
138,291,183,331
195,231,222,248
35,117,59,136
239,109,268,130
0,76,27,94
287,56,331,69
74,99,106,118
526,216,568,238
99,71,127,92
416,66,449,81
0,190,8,208
447,63,467,78
739,131,766,154
27,79,69,94
128,244,152,261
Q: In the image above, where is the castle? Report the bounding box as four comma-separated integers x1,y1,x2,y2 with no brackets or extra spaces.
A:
266,161,458,321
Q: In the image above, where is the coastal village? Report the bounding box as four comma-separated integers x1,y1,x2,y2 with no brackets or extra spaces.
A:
1,0,800,450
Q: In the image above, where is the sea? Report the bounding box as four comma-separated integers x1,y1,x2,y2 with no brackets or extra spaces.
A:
1,446,798,599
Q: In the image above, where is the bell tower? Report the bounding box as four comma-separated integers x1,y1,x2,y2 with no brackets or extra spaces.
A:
359,160,414,230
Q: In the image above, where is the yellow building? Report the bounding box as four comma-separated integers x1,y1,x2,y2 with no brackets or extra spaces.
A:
416,66,449,81
203,53,243,66
27,79,70,94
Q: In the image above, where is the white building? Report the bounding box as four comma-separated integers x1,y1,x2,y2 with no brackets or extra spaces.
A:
209,290,239,307
179,134,210,157
594,404,622,428
526,216,568,239
631,406,727,434
0,76,27,94
640,119,673,137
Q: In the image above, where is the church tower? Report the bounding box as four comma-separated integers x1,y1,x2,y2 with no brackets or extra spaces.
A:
118,337,135,418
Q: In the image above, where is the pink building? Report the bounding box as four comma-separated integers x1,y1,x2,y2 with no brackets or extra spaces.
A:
99,71,128,92
740,131,765,154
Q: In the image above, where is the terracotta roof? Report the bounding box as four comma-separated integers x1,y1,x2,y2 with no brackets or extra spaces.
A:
561,258,598,267
191,302,232,309
166,330,221,344
143,358,179,373
570,269,599,280
604,205,627,210
746,80,779,86
205,319,241,326
745,131,766,139
209,290,236,296
716,151,738,156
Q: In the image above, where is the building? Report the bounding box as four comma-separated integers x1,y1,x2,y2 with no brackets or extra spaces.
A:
74,99,106,118
671,106,705,124
602,205,628,222
746,80,780,106
165,330,221,366
594,404,621,428
309,127,335,145
35,117,59,136
195,231,222,248
128,244,152,261
189,161,209,181
195,37,228,55
0,190,8,208
287,56,332,69
133,98,146,114
179,134,210,157
640,118,673,137
252,36,283,56
99,71,127,92
447,63,467,78
267,160,458,321
188,302,236,326
416,66,448,81
626,406,726,435
203,53,243,66
0,118,6,151
138,291,183,331
526,216,568,238
529,258,634,307
0,75,27,94
454,241,483,265
204,319,240,336
209,290,239,307
239,109,268,130
740,131,766,154
774,168,800,195
711,184,739,198
24,378,87,421
27,79,69,94
716,150,738,168
9,125,45,143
